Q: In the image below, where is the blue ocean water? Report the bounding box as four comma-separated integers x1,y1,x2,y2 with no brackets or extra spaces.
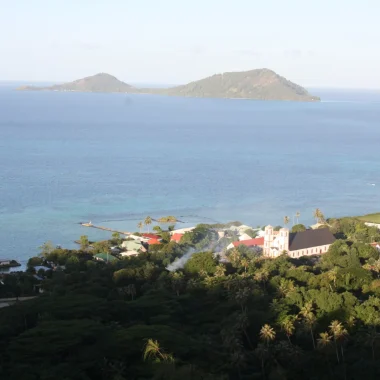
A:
1,84,380,263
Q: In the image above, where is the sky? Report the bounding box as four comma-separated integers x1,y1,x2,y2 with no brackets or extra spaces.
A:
1,0,379,88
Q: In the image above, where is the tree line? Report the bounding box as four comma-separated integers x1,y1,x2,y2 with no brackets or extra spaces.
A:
0,217,380,379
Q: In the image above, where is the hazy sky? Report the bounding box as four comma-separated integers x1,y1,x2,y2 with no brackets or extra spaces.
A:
1,0,379,88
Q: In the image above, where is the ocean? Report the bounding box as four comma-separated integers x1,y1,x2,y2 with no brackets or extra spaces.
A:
1,84,380,264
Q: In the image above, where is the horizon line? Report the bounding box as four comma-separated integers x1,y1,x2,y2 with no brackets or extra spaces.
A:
1,79,380,91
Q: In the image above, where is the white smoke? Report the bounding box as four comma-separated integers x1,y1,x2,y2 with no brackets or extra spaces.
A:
166,248,196,272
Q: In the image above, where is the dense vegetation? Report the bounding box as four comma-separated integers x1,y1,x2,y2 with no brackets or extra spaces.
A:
1,217,380,379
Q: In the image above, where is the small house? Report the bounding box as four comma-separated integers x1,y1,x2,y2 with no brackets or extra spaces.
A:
93,253,118,263
121,240,145,252
171,233,184,243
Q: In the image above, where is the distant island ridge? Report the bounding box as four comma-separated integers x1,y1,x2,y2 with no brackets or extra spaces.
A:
17,69,320,102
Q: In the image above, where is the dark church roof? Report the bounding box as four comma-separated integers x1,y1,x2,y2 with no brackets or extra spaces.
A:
289,228,336,251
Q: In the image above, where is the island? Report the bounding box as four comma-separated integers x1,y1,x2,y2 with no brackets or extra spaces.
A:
17,73,135,93
17,68,320,102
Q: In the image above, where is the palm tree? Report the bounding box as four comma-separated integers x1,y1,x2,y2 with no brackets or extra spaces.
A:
255,343,269,380
259,324,276,346
137,221,143,233
79,235,89,251
144,216,152,232
295,211,301,224
363,326,380,362
240,258,249,273
143,339,174,363
304,313,317,349
254,269,269,290
327,267,339,290
170,272,184,296
329,320,348,363
229,248,241,267
346,315,356,331
284,216,290,227
214,264,226,278
317,332,332,349
235,310,254,349
153,225,163,234
313,208,325,224
281,316,296,344
126,284,136,300
299,301,314,318
235,287,250,312
277,278,295,298
299,302,316,348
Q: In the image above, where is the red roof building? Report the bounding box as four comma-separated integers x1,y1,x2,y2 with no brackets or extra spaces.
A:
171,233,184,243
147,238,161,245
142,233,160,240
232,237,264,248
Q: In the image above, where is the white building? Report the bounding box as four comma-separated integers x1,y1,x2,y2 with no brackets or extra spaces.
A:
263,225,336,258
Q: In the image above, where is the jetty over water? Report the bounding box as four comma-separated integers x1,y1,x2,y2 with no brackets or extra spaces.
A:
81,223,131,235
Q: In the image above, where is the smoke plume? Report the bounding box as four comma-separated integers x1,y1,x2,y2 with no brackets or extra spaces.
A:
166,248,196,272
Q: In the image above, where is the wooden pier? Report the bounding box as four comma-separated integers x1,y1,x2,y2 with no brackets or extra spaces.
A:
81,223,131,236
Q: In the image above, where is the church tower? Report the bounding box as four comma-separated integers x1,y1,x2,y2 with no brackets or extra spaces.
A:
278,227,289,254
264,225,274,257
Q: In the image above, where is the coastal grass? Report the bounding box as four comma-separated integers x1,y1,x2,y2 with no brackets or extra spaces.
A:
357,212,380,223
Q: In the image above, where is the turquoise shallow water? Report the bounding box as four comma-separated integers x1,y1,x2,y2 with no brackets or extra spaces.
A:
1,85,380,263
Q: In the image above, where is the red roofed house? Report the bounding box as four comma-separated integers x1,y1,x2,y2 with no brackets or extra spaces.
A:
147,238,161,245
227,237,265,250
142,233,160,240
171,233,184,243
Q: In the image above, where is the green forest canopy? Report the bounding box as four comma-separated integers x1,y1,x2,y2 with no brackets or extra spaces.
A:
1,217,380,379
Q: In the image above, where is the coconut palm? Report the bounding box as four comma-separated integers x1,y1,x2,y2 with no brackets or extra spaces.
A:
363,326,380,362
240,258,249,273
313,208,325,224
214,264,226,278
327,267,339,290
329,320,348,363
295,211,301,224
125,284,136,300
281,316,296,344
143,339,174,363
144,216,152,232
255,343,270,380
284,216,290,227
235,287,251,312
137,221,143,233
229,248,241,267
299,302,316,348
170,272,184,296
254,269,269,290
235,310,254,349
259,324,276,346
317,332,332,349
346,315,356,330
277,278,295,298
304,312,317,349
299,301,314,318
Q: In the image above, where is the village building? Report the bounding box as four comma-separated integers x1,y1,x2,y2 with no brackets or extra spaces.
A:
93,253,118,263
120,250,140,257
263,225,336,258
171,233,184,243
171,227,195,234
146,238,161,245
121,240,146,252
141,233,161,240
238,233,253,241
227,237,264,250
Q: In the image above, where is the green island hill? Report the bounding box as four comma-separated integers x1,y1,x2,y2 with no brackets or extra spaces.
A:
17,69,320,102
